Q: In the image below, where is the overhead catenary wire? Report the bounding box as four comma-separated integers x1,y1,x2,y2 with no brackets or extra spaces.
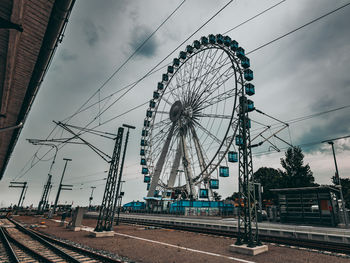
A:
12,1,188,180
15,1,350,180
61,0,287,122
66,0,187,122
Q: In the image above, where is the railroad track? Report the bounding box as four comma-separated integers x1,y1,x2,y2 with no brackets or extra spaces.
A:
120,217,350,255
1,218,123,263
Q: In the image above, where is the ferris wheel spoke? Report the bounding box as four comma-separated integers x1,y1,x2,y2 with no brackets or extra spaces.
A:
197,87,236,111
167,138,182,188
186,49,218,105
147,123,176,197
181,134,197,198
193,51,227,97
195,122,222,146
191,127,210,182
193,65,233,109
194,113,232,119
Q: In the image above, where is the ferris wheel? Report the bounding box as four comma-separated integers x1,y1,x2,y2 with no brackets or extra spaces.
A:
140,34,255,200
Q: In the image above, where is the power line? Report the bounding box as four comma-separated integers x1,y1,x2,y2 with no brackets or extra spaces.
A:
63,0,287,121
222,0,287,35
247,2,350,55
66,0,187,122
16,2,350,180
13,0,235,181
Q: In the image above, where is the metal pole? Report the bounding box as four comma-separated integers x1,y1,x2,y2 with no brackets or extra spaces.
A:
116,181,125,225
114,124,135,225
89,186,96,208
17,182,27,207
53,158,72,213
328,141,348,227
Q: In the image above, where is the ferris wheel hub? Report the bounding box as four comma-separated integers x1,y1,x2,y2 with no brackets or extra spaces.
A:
169,100,183,122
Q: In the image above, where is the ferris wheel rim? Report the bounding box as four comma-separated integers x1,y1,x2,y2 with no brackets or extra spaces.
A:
142,35,249,194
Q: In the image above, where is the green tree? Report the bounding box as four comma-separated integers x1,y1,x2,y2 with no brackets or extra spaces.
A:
340,178,350,209
280,146,316,188
253,167,283,201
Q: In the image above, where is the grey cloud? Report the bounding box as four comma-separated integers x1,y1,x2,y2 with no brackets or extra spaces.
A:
129,25,158,58
83,20,99,46
60,49,78,61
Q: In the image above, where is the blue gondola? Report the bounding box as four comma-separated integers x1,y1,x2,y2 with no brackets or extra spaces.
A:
146,110,152,118
193,40,201,49
154,190,160,197
140,149,145,156
236,47,245,59
241,56,250,69
141,139,147,146
209,179,219,189
167,66,174,74
173,58,180,67
224,36,231,46
146,183,150,190
140,158,146,165
230,40,238,51
216,34,224,44
157,82,164,90
244,69,253,81
153,91,160,99
144,120,150,127
186,45,194,54
144,175,150,182
201,36,209,45
245,83,255,96
142,129,148,137
179,51,187,60
199,189,209,198
228,151,238,162
162,74,168,82
235,135,243,146
142,167,149,175
219,166,229,177
209,34,216,44
247,99,254,112
149,100,156,108
166,191,172,197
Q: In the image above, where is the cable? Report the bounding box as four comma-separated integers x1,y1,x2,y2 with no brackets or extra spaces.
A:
246,2,350,55
253,134,350,157
16,1,349,179
12,1,187,181
222,0,287,35
65,0,187,122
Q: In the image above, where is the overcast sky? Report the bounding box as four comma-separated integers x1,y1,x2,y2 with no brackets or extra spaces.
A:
1,0,350,208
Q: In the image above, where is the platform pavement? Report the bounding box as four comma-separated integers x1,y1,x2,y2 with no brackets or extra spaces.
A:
85,212,350,244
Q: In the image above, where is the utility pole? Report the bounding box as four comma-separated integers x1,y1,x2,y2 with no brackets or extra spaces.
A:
9,182,27,208
116,180,125,225
53,158,72,214
27,140,58,213
327,141,349,227
89,186,96,209
114,124,135,225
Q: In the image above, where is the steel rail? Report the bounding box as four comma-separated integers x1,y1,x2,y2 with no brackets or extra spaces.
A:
0,227,20,263
8,218,81,262
2,227,54,262
9,218,123,263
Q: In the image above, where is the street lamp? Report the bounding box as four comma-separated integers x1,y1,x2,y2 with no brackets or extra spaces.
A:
327,141,348,227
